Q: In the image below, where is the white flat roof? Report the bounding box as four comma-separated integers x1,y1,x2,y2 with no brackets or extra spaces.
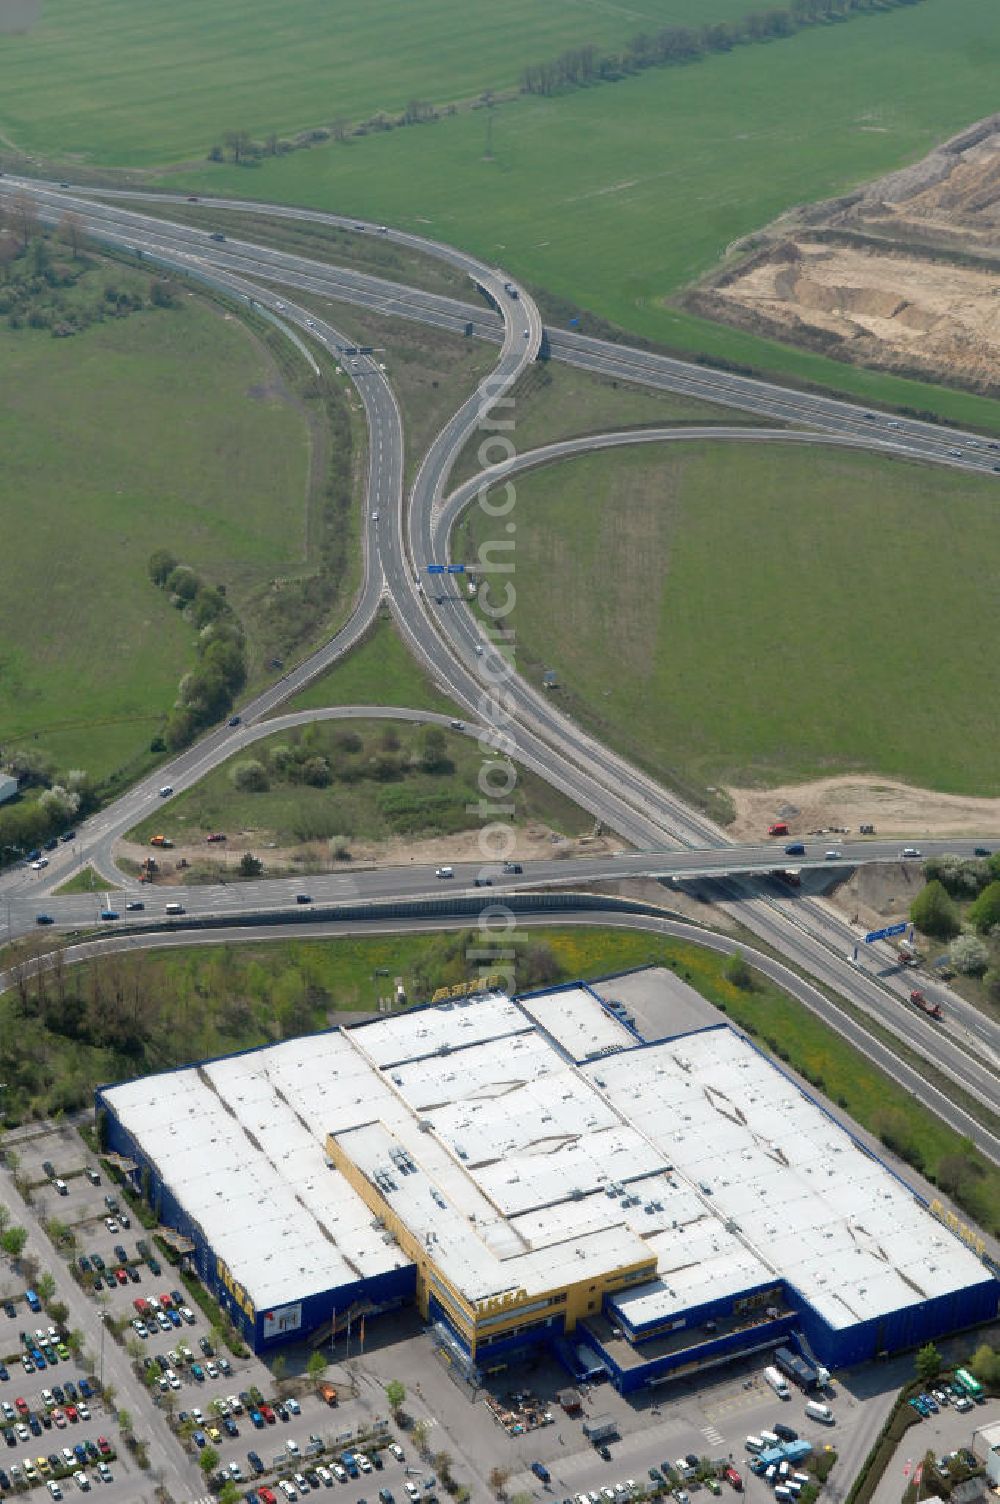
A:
581,1029,991,1328
103,985,993,1329
517,985,636,1060
101,1036,410,1310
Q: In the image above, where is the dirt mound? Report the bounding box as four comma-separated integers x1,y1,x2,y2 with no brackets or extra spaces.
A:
725,775,1000,845
688,114,1000,390
709,240,1000,389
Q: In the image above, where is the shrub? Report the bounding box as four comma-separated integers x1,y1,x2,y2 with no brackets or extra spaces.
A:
231,759,269,793
910,880,959,940
948,933,989,976
968,881,1000,935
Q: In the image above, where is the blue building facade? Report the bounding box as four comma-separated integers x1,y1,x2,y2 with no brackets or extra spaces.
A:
95,1084,416,1353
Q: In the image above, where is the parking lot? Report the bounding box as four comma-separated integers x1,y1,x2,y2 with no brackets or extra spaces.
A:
1,1117,996,1504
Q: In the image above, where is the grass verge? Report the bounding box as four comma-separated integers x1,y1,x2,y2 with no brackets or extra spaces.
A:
53,867,120,896
4,924,996,1233
0,250,314,785
457,440,1000,802
122,715,589,854
282,613,458,716
167,0,1000,431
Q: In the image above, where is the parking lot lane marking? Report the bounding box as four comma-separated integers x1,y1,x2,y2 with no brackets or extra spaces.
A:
703,1425,726,1447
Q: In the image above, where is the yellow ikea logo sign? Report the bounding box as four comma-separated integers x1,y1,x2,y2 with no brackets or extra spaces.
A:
216,1257,256,1319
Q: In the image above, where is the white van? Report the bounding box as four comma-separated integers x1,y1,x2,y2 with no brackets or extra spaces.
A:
806,1400,834,1423
745,1437,764,1453
435,866,454,879
765,1366,790,1399
675,1460,696,1480
786,1483,802,1497
165,902,184,915
775,1488,792,1502
793,1475,811,1486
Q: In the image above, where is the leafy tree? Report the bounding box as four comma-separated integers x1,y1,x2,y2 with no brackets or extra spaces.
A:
219,1483,242,1504
433,1451,453,1483
968,881,1000,935
166,564,198,601
270,1353,287,1383
983,969,1000,1004
143,550,176,589
910,880,959,940
199,1444,219,1474
420,726,451,774
232,760,269,793
36,1270,56,1302
949,934,989,976
149,278,176,308
385,1378,406,1414
915,1342,941,1381
923,855,988,899
117,1407,132,1436
412,1419,429,1455
0,1226,27,1258
306,1351,326,1382
239,852,264,878
725,951,753,989
300,756,331,788
970,1342,1000,1387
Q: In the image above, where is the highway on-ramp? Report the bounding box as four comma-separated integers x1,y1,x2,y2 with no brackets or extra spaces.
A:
1,175,998,1160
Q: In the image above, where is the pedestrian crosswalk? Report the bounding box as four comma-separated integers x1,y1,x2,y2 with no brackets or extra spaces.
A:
182,1495,215,1504
702,1423,726,1448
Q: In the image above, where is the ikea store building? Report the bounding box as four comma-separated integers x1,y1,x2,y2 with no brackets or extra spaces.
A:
95,971,998,1391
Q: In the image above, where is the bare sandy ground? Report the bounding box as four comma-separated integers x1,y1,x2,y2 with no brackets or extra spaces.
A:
116,822,623,885
691,113,1000,390
713,240,1000,390
724,774,1000,843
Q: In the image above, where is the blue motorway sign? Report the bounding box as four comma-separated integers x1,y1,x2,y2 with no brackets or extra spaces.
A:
446,564,466,574
864,921,907,944
426,564,446,574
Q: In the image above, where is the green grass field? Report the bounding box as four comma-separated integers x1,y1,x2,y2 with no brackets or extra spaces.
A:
164,0,1000,427
457,441,1000,800
4,926,995,1231
283,613,457,716
0,0,758,166
125,714,588,851
450,358,767,489
53,866,119,895
0,289,312,783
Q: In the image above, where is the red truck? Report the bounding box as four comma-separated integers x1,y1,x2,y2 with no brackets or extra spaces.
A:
767,822,789,837
909,990,942,1020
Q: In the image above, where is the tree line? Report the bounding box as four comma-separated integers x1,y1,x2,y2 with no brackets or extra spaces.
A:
146,550,247,752
910,851,1000,995
520,0,926,97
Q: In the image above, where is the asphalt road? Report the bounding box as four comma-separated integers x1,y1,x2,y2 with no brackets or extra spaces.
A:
3,907,998,1165
1,175,998,1158
16,178,1000,479
0,1155,199,1502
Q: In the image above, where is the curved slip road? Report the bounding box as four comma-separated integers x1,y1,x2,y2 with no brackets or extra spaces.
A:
0,177,998,1150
